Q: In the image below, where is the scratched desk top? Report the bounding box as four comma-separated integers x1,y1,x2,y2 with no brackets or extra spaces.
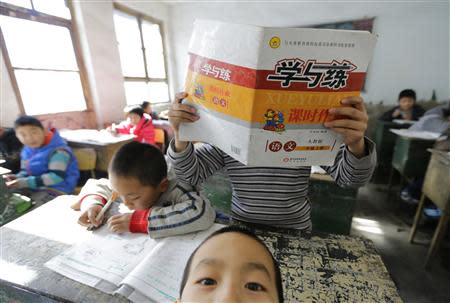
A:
1,196,402,303
227,220,403,303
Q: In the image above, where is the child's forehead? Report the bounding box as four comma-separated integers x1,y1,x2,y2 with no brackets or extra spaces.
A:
195,232,272,262
16,125,42,132
109,174,153,189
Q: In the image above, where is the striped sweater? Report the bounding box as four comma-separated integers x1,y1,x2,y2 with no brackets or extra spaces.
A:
168,138,376,230
77,165,216,238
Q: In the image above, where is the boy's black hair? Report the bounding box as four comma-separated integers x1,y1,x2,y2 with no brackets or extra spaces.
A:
128,107,144,118
109,141,167,187
179,225,284,303
141,101,151,109
398,89,416,101
442,108,450,118
14,116,44,129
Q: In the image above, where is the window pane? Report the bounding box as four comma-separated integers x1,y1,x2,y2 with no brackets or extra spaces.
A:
142,22,166,78
1,0,31,9
113,10,145,77
124,81,169,105
15,70,86,115
123,82,147,106
146,52,166,79
0,15,78,70
32,0,71,19
148,82,169,103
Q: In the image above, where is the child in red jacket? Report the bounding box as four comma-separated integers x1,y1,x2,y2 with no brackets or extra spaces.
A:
112,107,155,145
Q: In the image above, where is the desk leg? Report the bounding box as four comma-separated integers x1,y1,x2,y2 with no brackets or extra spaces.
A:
387,167,395,201
424,213,449,268
409,193,426,243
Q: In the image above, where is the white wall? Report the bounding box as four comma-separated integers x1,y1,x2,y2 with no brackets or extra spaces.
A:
1,0,449,128
0,51,20,127
167,0,450,104
72,0,127,128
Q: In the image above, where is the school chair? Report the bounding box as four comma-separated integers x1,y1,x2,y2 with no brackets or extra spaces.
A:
154,128,165,152
409,149,450,268
72,148,97,194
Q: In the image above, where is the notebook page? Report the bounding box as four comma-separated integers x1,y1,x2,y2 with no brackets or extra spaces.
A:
46,226,158,292
120,224,225,302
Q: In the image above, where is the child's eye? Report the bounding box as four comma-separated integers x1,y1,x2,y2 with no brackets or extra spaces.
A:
197,278,217,286
245,282,266,292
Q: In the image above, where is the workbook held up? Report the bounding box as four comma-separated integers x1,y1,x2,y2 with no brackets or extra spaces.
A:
179,20,377,166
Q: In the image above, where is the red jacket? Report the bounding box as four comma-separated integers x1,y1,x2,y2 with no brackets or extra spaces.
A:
116,116,155,144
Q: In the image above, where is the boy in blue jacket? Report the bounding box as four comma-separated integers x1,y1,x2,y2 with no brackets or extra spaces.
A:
4,116,79,197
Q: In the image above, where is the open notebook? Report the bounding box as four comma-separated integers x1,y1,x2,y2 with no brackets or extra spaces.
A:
46,223,225,302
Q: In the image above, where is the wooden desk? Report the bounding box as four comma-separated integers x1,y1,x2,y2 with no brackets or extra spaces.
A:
387,131,437,199
0,166,11,175
0,196,128,302
373,121,410,183
202,171,358,235
60,130,134,171
309,173,358,235
0,196,402,302
409,149,450,267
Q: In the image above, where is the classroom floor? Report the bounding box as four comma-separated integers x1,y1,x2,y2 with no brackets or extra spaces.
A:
351,183,450,303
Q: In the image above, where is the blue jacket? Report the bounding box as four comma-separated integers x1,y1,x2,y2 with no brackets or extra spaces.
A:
21,129,79,193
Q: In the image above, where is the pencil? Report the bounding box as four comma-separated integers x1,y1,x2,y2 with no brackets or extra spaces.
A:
87,192,118,231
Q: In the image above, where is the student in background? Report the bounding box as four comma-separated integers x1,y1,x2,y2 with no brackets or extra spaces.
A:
141,101,159,120
73,141,215,238
409,107,450,133
110,106,156,145
400,107,450,217
167,92,376,231
3,116,79,198
379,89,425,122
178,225,283,303
0,127,22,173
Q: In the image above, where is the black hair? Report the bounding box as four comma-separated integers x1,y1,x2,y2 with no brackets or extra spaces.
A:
109,141,167,187
442,108,450,118
141,101,151,110
14,116,44,129
179,225,284,303
128,107,144,118
398,89,416,101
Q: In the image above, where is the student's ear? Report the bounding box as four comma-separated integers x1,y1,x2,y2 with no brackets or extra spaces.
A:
159,177,169,193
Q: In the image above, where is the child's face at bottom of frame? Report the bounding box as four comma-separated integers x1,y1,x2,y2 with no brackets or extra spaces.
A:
179,232,280,303
109,174,167,210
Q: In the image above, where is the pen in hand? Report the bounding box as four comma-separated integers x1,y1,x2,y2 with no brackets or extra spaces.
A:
87,192,118,231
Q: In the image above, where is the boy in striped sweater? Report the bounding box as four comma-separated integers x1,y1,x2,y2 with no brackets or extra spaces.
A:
167,92,377,231
73,141,215,238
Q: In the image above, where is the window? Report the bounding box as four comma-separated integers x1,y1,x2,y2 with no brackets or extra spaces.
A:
0,0,88,115
113,5,170,106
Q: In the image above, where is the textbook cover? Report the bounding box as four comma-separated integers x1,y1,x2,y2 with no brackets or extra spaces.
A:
179,20,377,166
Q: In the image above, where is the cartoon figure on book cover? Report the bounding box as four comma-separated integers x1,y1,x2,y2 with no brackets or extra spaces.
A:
263,109,285,133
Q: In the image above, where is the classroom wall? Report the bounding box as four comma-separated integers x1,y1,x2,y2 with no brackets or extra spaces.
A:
71,0,127,128
0,52,20,127
1,1,449,128
167,0,450,104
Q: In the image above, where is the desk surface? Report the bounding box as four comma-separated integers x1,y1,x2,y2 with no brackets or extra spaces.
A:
60,129,134,147
389,129,440,140
0,166,11,175
0,197,402,303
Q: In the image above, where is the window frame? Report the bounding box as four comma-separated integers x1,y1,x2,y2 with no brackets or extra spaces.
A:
0,0,93,115
113,2,171,105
